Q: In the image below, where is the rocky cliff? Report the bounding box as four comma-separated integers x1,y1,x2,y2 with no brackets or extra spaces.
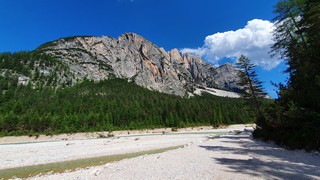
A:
37,33,241,96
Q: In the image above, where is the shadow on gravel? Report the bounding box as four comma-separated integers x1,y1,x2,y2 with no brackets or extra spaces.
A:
200,136,320,179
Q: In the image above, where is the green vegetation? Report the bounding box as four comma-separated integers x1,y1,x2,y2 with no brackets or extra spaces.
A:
253,0,320,151
0,78,253,136
0,51,72,90
0,145,183,179
236,55,266,127
0,47,255,137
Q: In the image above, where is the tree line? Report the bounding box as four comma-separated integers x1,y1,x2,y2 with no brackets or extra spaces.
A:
0,78,254,136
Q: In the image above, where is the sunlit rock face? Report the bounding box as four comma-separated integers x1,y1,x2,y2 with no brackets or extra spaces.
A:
39,33,241,96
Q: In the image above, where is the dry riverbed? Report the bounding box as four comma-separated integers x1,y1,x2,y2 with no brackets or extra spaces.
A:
0,124,319,179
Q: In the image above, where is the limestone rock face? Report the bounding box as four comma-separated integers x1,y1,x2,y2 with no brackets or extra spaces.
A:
38,33,241,96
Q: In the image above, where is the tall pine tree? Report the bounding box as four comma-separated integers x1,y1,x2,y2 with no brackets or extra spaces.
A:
254,0,320,150
236,55,266,126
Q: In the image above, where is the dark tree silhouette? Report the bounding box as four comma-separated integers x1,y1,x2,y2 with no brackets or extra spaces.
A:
236,55,266,126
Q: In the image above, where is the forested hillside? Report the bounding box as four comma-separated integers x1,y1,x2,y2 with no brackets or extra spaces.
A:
0,51,73,91
0,77,252,136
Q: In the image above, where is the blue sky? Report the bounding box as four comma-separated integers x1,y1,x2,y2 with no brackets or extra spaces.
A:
0,0,287,98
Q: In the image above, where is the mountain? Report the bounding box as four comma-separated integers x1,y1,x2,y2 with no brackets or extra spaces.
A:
36,33,241,96
0,33,250,135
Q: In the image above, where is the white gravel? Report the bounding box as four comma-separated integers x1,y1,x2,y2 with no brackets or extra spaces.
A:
1,124,319,179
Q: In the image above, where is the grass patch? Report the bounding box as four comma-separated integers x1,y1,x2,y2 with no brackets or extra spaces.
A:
0,145,183,179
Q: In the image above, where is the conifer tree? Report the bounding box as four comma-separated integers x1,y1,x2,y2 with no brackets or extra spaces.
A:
255,0,320,150
236,55,266,125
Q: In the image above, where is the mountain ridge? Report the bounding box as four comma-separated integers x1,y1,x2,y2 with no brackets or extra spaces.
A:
36,32,241,96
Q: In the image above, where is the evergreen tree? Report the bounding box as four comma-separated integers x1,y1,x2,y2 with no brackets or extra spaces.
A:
236,55,266,126
254,0,320,150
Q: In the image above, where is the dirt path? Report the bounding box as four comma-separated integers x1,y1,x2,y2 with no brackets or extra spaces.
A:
1,125,319,179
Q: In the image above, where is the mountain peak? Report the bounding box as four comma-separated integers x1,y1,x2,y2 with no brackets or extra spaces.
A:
121,32,142,37
119,32,146,42
35,33,241,96
219,63,235,68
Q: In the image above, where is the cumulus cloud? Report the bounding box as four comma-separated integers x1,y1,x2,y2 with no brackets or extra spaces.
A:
181,19,281,70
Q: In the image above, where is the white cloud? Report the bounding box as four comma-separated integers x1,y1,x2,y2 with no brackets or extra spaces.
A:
181,19,281,70
180,48,205,56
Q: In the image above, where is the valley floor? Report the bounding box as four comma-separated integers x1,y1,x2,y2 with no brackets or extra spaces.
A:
1,125,319,179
